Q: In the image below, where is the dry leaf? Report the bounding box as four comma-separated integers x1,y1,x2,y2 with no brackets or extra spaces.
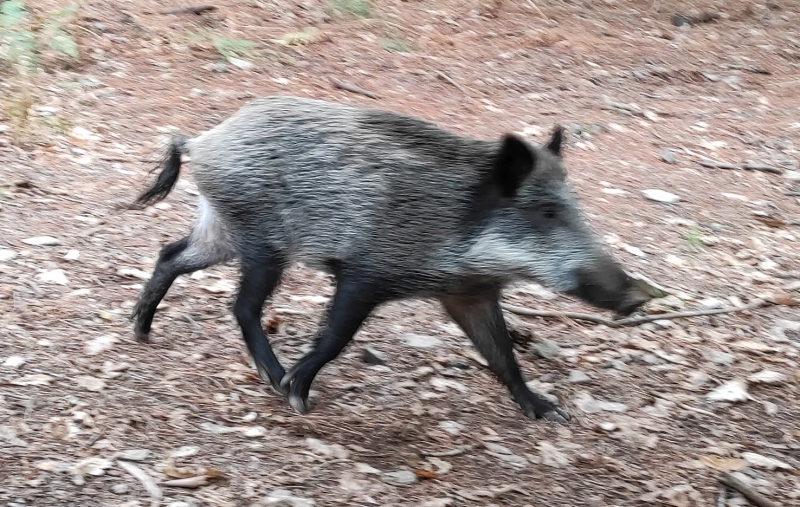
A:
75,376,107,392
768,291,800,306
271,27,328,46
698,455,744,471
414,469,440,480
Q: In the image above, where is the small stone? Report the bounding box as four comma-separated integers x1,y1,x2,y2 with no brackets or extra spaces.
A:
111,483,129,494
362,346,387,365
242,426,268,438
3,356,25,369
402,334,442,349
770,320,800,342
642,189,681,203
265,489,314,507
36,269,68,285
228,57,254,69
747,370,787,384
704,349,734,365
699,297,726,309
0,249,16,261
22,236,61,246
707,378,750,402
438,421,464,435
741,452,794,471
213,62,228,73
602,359,628,370
382,470,418,486
118,449,151,462
573,391,627,413
568,370,592,384
64,249,80,261
783,170,800,181
531,339,561,359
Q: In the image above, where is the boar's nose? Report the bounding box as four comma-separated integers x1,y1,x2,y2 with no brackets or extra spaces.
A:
566,262,651,316
615,289,651,317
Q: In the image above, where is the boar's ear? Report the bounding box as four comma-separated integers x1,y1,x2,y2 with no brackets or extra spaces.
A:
545,126,564,156
494,134,535,198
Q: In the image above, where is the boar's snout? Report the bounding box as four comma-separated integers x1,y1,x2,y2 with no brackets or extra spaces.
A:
566,257,651,316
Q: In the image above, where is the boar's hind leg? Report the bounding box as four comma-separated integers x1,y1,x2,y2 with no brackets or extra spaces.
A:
281,277,382,414
132,236,231,342
234,254,287,396
440,292,570,424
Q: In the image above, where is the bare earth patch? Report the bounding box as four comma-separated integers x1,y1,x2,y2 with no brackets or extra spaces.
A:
1,1,799,506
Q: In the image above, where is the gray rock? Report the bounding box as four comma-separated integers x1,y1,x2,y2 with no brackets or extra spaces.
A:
402,334,442,349
118,449,151,462
602,359,628,370
660,149,676,164
362,346,387,365
265,489,314,507
0,249,16,262
213,62,228,73
642,189,681,204
704,349,734,366
111,483,129,494
382,470,418,486
22,236,61,246
770,320,800,342
568,370,592,384
531,339,561,359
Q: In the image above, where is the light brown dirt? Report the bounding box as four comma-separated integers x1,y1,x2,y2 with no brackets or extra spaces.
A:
1,1,799,506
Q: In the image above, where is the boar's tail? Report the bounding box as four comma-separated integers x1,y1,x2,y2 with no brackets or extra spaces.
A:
135,133,188,206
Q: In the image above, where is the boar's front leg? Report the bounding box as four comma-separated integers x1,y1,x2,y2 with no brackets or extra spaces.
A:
440,290,570,424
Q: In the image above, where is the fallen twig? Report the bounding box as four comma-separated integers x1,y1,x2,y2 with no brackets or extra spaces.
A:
434,70,468,95
501,298,768,328
697,160,784,175
118,461,163,499
786,192,800,197
719,472,782,507
420,444,474,457
331,79,380,100
162,476,210,488
160,6,217,15
524,0,550,23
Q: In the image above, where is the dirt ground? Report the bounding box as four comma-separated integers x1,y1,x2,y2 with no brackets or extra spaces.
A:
1,0,800,506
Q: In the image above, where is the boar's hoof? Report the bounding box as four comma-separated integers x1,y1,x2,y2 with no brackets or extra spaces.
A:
542,407,571,424
288,393,311,414
256,363,289,397
134,326,150,343
517,393,571,424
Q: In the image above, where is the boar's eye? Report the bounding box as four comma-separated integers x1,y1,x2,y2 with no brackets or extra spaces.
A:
540,202,558,220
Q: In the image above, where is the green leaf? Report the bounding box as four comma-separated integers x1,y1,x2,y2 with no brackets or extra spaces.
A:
49,31,78,58
0,0,28,29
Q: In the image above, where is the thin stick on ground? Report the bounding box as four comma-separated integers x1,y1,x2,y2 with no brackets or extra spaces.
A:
434,70,468,95
697,160,784,175
500,298,768,328
420,444,474,457
718,472,782,507
525,0,551,23
160,6,217,15
330,79,381,100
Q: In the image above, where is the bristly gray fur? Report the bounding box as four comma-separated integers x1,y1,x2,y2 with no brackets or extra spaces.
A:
184,96,600,296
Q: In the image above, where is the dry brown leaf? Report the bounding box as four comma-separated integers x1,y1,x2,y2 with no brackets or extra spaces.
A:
414,469,440,480
698,455,744,471
768,291,800,306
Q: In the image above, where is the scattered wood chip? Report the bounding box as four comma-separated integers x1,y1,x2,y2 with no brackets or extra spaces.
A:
697,160,784,175
718,472,781,507
118,461,163,499
331,79,380,99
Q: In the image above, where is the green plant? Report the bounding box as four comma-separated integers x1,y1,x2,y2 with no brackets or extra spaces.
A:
0,1,80,70
212,36,255,62
684,225,703,251
329,0,370,18
380,34,412,53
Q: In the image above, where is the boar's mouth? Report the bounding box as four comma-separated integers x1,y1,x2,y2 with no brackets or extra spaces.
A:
566,268,651,316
